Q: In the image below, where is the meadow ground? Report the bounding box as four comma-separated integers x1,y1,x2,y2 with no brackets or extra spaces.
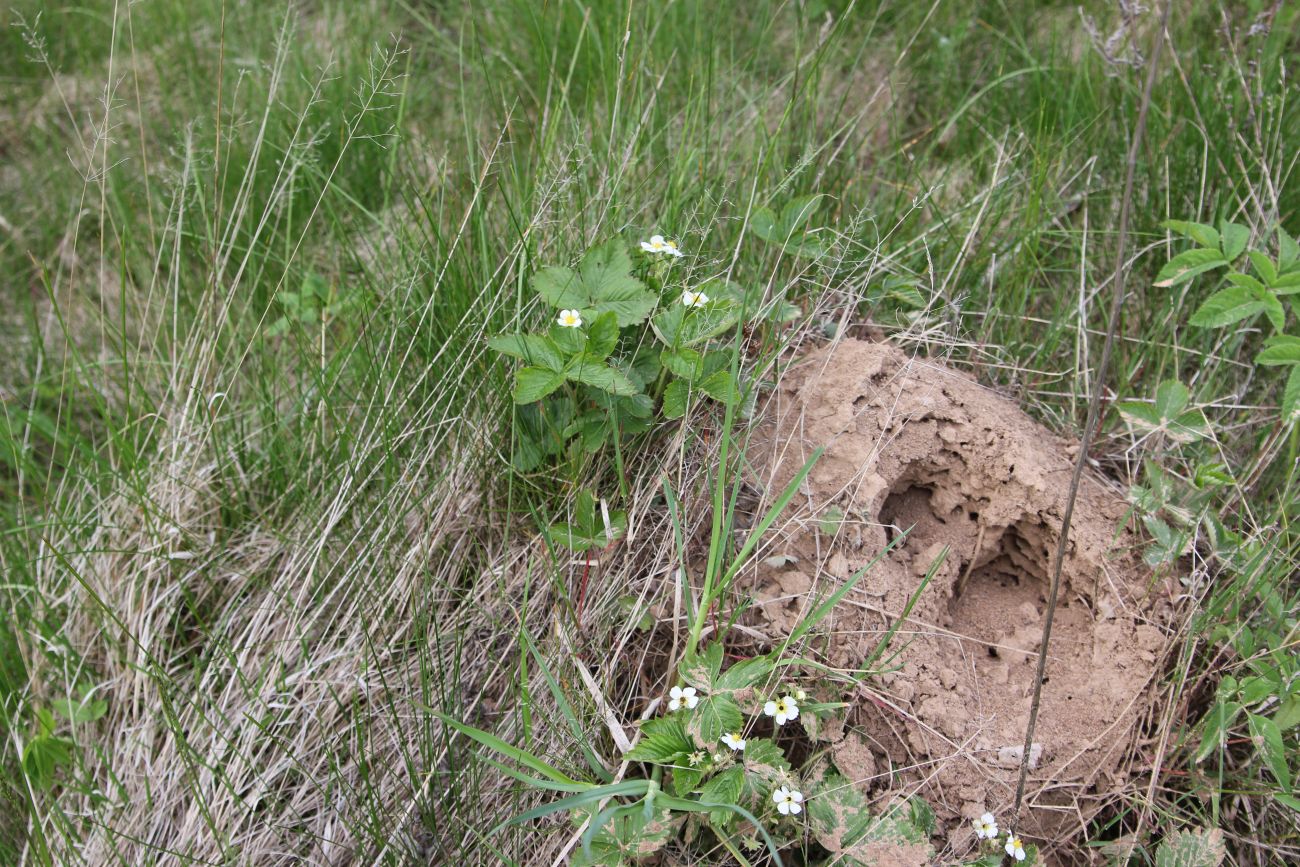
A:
1,1,1297,864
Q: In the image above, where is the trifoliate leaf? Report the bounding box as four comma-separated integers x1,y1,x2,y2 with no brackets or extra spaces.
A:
532,241,657,326
488,333,564,371
514,366,567,403
1154,248,1227,287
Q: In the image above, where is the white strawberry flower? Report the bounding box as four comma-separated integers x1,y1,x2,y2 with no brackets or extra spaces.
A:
1004,833,1026,861
763,695,799,726
794,688,807,701
556,309,583,328
972,812,998,840
640,234,684,257
772,785,804,816
668,685,699,711
721,732,746,751
680,290,710,307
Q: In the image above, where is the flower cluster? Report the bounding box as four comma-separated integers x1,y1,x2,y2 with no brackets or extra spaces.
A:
971,813,1026,862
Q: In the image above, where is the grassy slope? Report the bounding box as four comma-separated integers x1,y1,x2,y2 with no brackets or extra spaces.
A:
1,0,1296,862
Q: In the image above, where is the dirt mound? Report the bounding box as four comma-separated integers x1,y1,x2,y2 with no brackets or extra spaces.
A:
749,338,1168,847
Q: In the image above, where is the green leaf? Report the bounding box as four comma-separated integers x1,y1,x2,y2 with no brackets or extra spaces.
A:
698,369,741,405
488,333,565,371
1219,220,1250,261
669,765,703,796
1278,226,1300,272
680,641,724,689
565,355,639,396
662,380,689,419
22,735,74,790
1154,827,1226,867
532,241,657,326
1284,366,1300,425
1272,270,1300,294
743,738,792,787
585,311,620,359
1154,248,1227,287
513,366,567,404
626,716,694,763
1256,336,1300,366
1249,251,1279,286
715,655,774,692
550,323,588,355
751,195,827,259
1116,380,1207,443
1261,289,1285,332
661,347,705,381
1248,712,1292,791
1189,286,1268,327
1164,219,1220,249
1195,701,1241,763
1274,696,1300,731
686,694,743,748
650,301,739,348
51,693,108,724
808,772,871,852
698,765,745,827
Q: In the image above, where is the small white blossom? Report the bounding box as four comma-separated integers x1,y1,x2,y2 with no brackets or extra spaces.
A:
794,688,807,701
763,695,800,726
640,234,684,257
972,812,998,840
668,685,699,711
1004,834,1026,861
721,732,746,751
687,751,705,766
680,290,709,307
772,786,804,816
556,309,583,328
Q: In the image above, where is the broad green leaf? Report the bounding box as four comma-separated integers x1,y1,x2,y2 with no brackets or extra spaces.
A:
743,738,792,787
1256,336,1300,366
532,241,657,326
1273,696,1300,731
662,380,689,419
650,301,739,348
488,333,564,371
51,694,108,724
751,195,827,259
1261,290,1285,332
1219,220,1250,261
1278,226,1300,272
1249,251,1279,285
626,716,693,763
1116,380,1206,442
573,803,677,866
1286,366,1300,425
514,366,567,403
698,369,741,405
1154,248,1226,287
669,765,703,796
1249,712,1293,791
715,655,774,692
1153,379,1190,417
1164,219,1220,249
1189,286,1268,327
698,765,745,827
686,694,743,748
550,324,588,354
1155,827,1226,867
661,347,705,381
585,311,620,359
680,641,724,689
23,736,74,790
565,355,639,396
1225,272,1266,293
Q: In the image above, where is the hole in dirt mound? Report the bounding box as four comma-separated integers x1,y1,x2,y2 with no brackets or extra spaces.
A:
749,338,1173,853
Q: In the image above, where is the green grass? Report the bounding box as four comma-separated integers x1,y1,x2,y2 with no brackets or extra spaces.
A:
1,0,1297,862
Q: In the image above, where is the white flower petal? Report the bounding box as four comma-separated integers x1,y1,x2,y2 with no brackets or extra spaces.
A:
790,791,803,803
650,235,666,245
788,800,802,815
763,700,777,717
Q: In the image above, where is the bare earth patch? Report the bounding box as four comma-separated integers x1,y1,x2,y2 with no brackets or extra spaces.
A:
749,338,1170,850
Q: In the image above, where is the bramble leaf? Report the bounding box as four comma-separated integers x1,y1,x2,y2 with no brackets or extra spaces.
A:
514,366,567,403
626,716,693,763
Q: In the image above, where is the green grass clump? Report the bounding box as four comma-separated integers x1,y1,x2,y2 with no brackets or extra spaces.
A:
1,0,1297,863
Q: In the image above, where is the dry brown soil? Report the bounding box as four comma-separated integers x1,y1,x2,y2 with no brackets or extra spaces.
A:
747,338,1170,850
